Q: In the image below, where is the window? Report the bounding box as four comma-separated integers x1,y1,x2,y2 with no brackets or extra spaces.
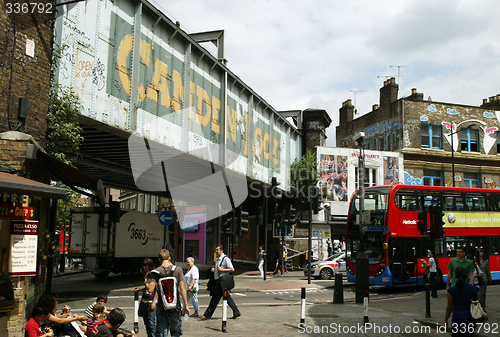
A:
355,168,377,189
443,193,465,211
421,124,442,149
497,132,500,154
460,128,479,152
395,189,417,211
464,173,480,188
423,169,442,186
465,193,486,211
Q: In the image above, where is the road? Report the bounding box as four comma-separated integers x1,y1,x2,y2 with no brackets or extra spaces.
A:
52,270,500,337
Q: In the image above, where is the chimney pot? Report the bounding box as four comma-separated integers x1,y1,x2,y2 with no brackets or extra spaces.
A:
372,104,379,110
490,96,495,102
483,99,487,104
411,88,417,95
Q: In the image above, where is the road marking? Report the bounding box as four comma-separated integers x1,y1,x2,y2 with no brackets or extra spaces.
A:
231,292,246,296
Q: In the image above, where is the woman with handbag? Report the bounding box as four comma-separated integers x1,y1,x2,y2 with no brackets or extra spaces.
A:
475,247,492,310
134,258,156,337
444,266,482,336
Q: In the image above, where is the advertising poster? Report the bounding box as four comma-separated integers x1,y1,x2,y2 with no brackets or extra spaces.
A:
319,154,348,202
384,156,399,185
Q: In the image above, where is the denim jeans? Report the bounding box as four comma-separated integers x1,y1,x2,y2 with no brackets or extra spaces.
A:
155,309,182,337
140,301,156,337
186,291,199,311
479,284,487,310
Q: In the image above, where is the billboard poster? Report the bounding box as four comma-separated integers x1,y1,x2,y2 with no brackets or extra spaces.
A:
383,156,399,185
319,154,348,202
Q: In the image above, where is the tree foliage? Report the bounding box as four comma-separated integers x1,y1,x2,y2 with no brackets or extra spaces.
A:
290,149,320,200
46,44,83,165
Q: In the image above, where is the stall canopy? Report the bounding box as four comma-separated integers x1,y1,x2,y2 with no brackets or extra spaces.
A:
0,172,67,199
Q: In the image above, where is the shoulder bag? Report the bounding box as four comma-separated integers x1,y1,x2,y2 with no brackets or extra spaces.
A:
470,292,487,320
219,256,235,290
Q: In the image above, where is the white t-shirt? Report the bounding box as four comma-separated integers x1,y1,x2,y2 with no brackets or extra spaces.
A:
184,265,199,292
429,257,437,273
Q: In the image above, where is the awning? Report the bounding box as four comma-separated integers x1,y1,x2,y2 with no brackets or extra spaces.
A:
0,172,67,199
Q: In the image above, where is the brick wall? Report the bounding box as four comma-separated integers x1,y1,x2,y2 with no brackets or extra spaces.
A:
0,0,55,146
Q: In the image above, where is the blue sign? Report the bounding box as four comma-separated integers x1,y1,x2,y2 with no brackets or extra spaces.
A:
159,211,173,226
365,225,390,232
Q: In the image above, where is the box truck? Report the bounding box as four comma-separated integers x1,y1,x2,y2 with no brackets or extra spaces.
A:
69,207,167,277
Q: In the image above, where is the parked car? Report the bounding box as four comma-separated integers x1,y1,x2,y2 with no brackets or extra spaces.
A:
304,252,345,280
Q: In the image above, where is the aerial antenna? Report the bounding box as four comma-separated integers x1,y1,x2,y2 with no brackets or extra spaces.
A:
350,89,361,114
377,75,392,79
390,65,410,88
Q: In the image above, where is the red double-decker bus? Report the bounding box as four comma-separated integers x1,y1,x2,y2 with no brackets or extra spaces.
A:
346,184,500,286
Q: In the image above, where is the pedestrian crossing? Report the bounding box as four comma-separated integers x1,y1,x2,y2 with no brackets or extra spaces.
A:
263,288,328,295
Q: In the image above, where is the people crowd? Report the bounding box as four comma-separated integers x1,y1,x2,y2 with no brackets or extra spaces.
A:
27,244,493,337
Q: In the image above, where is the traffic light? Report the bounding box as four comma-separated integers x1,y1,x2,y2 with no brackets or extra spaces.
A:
312,186,321,214
269,177,282,217
221,212,232,233
432,206,446,238
285,204,296,237
416,208,428,235
256,206,264,226
274,213,282,237
236,206,249,236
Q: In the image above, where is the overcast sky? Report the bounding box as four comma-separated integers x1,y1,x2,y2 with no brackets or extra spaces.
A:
155,0,500,147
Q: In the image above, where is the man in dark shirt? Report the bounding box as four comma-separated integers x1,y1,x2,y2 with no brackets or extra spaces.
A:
92,308,129,337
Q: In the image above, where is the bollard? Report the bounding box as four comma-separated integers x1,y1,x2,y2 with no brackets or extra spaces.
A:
333,273,344,304
425,283,431,318
222,289,228,333
300,287,306,325
134,288,139,333
363,287,369,323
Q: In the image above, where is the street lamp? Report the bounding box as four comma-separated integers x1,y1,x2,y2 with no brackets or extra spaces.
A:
353,131,369,304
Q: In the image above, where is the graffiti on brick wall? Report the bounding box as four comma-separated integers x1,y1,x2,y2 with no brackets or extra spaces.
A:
360,118,402,150
404,171,423,185
484,176,499,189
404,118,420,148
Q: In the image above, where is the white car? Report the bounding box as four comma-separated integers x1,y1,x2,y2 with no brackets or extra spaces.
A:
304,252,346,280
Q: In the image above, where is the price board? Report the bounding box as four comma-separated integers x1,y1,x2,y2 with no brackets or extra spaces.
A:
9,220,38,276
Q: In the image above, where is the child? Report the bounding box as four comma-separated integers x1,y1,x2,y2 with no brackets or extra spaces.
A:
91,308,131,337
86,302,106,337
25,306,54,337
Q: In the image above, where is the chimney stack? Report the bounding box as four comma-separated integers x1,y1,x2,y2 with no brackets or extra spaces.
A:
379,77,398,109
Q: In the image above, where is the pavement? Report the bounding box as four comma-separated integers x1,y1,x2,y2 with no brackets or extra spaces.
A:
54,264,499,337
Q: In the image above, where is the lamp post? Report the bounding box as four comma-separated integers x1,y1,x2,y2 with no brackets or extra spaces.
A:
354,132,369,304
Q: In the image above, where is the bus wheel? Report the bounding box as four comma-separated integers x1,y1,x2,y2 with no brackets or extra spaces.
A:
320,268,333,280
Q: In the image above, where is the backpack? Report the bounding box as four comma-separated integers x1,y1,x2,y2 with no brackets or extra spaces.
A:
156,265,178,311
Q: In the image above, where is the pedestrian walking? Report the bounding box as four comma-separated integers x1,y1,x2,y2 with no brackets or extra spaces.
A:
150,249,189,337
184,257,200,317
326,238,333,257
446,246,474,289
421,250,438,298
444,266,482,337
258,245,265,279
201,244,241,320
474,247,491,310
134,258,156,337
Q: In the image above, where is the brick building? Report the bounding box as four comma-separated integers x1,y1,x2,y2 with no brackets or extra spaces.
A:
0,2,61,336
337,77,500,189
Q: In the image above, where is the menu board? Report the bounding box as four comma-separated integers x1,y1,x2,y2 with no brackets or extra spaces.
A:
9,220,38,276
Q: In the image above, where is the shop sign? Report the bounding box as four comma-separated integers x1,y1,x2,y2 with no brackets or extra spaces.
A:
0,204,34,219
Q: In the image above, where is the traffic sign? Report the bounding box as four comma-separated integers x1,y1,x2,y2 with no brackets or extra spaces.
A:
159,211,173,226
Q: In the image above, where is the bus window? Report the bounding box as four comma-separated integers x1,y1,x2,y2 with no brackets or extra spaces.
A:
445,237,466,257
490,236,500,255
486,193,498,211
394,189,416,211
465,193,485,211
418,191,441,208
442,193,464,211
